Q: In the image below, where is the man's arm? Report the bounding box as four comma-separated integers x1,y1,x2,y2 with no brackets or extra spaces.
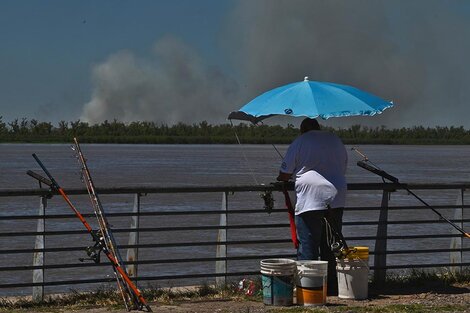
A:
277,171,292,181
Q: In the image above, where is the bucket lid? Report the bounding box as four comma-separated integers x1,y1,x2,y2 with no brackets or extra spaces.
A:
260,258,297,273
261,258,296,265
336,258,369,268
260,268,295,276
296,260,328,269
296,260,328,266
297,268,327,275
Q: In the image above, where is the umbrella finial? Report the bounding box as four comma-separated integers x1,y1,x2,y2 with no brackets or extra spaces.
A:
304,76,309,81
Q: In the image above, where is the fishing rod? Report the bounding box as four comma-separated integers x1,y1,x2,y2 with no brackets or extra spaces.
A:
351,147,470,239
324,213,351,259
27,153,152,312
71,137,148,311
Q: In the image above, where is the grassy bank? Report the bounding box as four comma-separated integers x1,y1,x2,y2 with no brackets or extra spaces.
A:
0,284,238,312
1,269,469,312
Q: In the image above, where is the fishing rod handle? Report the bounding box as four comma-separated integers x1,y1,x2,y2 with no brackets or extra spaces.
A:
357,161,399,183
105,251,152,311
32,153,60,189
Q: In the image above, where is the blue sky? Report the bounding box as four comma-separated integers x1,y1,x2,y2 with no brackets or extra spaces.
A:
0,0,234,122
1,1,469,128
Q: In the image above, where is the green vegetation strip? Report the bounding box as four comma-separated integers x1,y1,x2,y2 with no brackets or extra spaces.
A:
2,117,470,144
371,268,470,289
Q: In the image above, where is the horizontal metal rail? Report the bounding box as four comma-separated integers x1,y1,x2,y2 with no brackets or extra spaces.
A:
0,223,291,237
2,218,469,238
0,271,266,289
2,248,470,272
4,261,470,290
0,234,466,255
0,239,294,254
0,206,469,220
2,181,470,197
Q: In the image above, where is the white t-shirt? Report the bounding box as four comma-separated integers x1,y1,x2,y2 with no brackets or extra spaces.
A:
280,130,348,213
294,170,338,214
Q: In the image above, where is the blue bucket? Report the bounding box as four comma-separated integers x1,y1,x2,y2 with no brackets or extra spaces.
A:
260,258,296,306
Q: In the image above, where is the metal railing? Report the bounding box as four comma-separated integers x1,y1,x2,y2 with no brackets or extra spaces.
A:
0,182,469,300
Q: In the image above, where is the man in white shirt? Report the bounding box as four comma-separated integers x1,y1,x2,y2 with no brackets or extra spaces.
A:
277,118,348,296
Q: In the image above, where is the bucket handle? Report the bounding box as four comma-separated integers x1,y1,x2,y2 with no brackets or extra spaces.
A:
338,257,370,268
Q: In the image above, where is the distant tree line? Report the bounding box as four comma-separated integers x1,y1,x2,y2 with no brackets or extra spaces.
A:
1,116,470,144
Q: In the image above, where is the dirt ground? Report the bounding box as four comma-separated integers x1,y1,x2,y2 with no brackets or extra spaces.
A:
12,282,470,313
152,289,470,313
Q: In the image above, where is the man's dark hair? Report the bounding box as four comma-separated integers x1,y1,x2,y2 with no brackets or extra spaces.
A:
300,118,320,133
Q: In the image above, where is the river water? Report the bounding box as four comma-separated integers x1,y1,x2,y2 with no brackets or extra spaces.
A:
0,144,469,296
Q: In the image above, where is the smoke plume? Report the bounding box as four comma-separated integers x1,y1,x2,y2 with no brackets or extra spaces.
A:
81,36,239,124
82,0,470,128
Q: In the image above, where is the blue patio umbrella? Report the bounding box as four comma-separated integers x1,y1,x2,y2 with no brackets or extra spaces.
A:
228,77,393,123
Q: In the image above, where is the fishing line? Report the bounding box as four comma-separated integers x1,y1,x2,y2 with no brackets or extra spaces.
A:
257,120,284,159
351,147,386,183
352,147,470,239
230,119,298,247
230,119,259,185
271,143,284,160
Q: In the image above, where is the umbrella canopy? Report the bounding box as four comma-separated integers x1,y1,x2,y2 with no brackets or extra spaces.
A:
228,77,393,124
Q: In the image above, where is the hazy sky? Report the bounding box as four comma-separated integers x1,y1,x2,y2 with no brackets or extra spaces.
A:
1,0,469,129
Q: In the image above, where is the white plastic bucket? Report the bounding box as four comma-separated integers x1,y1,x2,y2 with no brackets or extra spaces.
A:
295,260,328,306
260,259,296,306
336,258,369,299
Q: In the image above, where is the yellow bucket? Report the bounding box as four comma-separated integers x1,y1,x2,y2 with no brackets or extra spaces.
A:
346,246,369,260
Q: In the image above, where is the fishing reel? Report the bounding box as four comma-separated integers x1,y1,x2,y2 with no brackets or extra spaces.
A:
331,242,350,259
79,230,104,263
331,241,356,260
260,190,274,213
80,243,102,263
330,241,347,259
325,216,351,260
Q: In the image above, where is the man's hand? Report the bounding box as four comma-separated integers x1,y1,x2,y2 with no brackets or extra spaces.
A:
277,171,292,182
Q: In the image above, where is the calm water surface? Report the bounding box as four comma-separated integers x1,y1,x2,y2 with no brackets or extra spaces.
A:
0,144,469,296
2,144,470,188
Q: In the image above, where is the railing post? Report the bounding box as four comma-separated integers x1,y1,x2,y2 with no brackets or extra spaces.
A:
32,196,46,302
450,188,464,273
374,189,389,284
127,193,140,284
216,192,228,287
